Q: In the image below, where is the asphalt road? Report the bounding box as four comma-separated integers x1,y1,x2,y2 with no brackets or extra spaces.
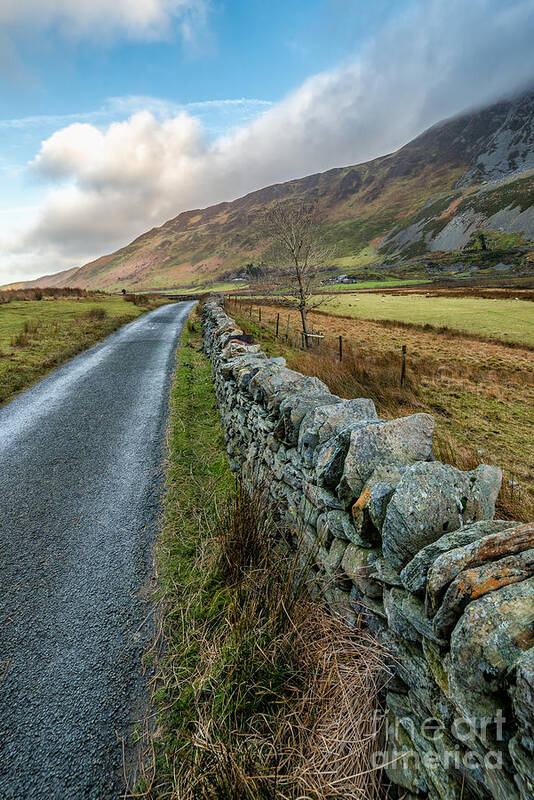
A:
0,301,194,799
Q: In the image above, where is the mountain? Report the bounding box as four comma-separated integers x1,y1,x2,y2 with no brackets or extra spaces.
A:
19,88,534,290
2,266,81,291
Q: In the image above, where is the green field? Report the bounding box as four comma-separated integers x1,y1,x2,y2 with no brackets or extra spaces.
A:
321,293,534,345
0,296,142,345
327,278,432,291
0,295,158,404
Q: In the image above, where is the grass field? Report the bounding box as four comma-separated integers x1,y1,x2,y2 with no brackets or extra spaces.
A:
320,293,534,345
326,278,432,291
0,294,160,405
228,299,534,520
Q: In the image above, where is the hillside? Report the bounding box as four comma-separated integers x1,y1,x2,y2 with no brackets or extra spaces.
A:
20,88,534,291
6,266,81,291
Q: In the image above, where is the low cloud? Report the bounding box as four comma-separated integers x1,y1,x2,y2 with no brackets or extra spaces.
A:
3,0,534,284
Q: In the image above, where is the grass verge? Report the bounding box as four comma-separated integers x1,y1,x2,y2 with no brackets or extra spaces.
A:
0,294,163,405
135,310,387,799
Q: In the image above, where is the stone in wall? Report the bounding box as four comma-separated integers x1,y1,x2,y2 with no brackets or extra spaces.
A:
426,522,534,610
382,461,502,572
433,547,534,639
298,398,377,465
337,413,435,505
400,519,517,594
448,578,534,719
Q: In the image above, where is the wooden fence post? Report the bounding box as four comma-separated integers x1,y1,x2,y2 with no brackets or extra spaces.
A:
275,313,280,337
400,345,407,387
285,315,290,341
259,308,261,323
338,335,343,362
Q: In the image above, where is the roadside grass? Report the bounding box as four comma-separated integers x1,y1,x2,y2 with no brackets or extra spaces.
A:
138,313,387,799
318,293,534,346
227,300,533,522
0,294,163,405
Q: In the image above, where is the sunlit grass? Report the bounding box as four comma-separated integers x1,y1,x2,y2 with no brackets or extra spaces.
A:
320,292,534,345
0,294,161,404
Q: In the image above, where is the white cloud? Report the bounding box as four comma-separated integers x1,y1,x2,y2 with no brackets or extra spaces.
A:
2,0,534,284
0,0,208,41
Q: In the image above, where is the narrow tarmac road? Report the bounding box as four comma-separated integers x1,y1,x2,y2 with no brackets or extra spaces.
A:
0,301,194,799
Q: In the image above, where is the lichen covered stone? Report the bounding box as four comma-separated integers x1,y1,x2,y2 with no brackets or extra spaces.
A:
448,578,534,719
337,413,434,506
382,462,502,572
400,520,516,594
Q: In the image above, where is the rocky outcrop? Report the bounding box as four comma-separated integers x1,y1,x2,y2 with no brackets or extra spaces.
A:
202,295,534,800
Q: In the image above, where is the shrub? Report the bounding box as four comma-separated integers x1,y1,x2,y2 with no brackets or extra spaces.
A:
82,306,107,320
123,293,160,307
0,286,89,304
10,319,41,347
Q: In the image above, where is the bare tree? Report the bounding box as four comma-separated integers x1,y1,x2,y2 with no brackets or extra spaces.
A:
260,201,334,346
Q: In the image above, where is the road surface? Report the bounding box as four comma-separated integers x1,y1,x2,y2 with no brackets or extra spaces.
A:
0,301,194,799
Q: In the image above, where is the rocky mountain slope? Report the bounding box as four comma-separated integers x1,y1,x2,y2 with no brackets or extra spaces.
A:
19,87,534,290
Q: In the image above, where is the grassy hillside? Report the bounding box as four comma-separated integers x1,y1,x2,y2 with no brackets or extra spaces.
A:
65,159,464,291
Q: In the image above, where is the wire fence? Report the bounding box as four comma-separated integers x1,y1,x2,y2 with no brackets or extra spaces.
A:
226,298,410,387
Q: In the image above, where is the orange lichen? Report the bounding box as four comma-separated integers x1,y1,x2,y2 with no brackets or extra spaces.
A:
352,487,372,518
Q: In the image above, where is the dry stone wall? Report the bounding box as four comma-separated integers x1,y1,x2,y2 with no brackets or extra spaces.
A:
202,295,534,800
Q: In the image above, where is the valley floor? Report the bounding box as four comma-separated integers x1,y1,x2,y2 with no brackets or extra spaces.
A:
318,292,534,346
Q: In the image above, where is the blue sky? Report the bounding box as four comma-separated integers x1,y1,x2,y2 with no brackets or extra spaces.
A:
1,1,398,181
1,0,534,283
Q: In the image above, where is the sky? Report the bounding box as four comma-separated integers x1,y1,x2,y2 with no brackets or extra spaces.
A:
1,0,534,284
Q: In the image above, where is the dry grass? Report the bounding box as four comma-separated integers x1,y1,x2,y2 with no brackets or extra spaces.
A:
227,299,534,521
312,309,534,352
331,286,534,302
191,496,386,800
0,286,89,303
144,490,388,800
131,320,389,800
